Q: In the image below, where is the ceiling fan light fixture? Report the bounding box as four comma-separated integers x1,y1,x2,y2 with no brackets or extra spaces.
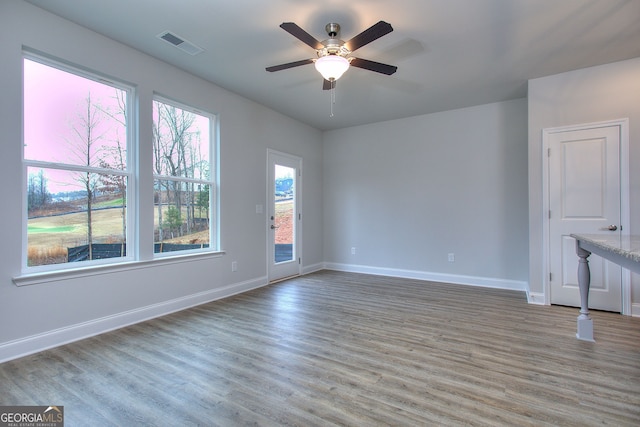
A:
315,55,350,81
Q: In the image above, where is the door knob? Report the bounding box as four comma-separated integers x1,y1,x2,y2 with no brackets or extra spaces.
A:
607,225,618,231
270,225,279,229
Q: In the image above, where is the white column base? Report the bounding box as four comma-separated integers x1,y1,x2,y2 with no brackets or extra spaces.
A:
576,316,595,342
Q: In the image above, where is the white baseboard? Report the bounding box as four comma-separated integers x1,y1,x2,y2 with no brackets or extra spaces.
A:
632,303,640,317
0,276,268,364
302,262,324,275
527,292,546,305
323,262,528,292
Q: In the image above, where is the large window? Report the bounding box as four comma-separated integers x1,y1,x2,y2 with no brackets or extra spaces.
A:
152,97,216,255
22,54,218,274
23,55,132,271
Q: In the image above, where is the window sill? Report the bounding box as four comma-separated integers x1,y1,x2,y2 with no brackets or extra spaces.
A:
12,250,225,287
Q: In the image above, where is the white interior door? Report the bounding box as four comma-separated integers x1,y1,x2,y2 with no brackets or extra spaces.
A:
547,125,622,312
267,150,301,282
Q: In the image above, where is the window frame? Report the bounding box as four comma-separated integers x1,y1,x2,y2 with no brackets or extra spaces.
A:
21,52,136,274
151,94,219,257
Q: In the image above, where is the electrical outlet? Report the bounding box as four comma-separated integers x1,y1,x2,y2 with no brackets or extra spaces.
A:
448,253,455,262
351,247,356,255
231,261,238,272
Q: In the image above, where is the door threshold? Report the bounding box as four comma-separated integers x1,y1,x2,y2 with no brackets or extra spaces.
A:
269,274,299,284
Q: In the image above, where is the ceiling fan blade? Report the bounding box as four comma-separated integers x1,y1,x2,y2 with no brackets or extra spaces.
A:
280,22,324,50
350,57,398,75
266,59,314,72
345,21,393,52
322,79,334,90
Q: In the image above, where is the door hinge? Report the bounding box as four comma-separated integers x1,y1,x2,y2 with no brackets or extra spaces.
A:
298,213,301,220
548,210,551,219
549,273,552,281
547,148,551,157
298,257,301,264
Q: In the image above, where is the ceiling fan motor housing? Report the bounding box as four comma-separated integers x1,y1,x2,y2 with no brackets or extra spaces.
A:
318,23,350,59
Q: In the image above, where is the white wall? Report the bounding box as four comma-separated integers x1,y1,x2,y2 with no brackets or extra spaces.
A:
323,99,529,289
0,1,323,361
528,57,640,311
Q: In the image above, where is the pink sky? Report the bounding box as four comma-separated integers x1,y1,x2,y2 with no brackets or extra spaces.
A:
24,59,125,163
24,58,126,193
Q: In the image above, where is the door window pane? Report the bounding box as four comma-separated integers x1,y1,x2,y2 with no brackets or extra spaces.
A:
274,165,295,263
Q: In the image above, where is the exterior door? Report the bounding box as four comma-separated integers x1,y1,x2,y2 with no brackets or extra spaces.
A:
267,150,301,282
547,124,622,312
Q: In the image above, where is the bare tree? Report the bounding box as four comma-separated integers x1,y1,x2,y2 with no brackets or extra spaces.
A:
27,169,50,213
67,92,107,259
97,90,128,243
153,102,196,239
152,106,166,242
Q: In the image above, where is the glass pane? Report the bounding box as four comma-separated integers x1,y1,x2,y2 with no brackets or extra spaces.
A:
154,179,210,253
27,167,127,266
23,59,128,169
152,100,210,179
274,165,294,263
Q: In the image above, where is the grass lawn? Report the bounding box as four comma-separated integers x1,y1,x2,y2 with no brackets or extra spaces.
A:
28,208,126,250
28,205,211,250
28,225,76,234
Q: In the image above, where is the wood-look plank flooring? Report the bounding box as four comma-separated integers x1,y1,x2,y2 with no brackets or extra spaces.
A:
1,270,639,426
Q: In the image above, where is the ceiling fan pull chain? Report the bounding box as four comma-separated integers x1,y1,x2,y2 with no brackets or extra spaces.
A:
330,80,336,117
329,84,334,117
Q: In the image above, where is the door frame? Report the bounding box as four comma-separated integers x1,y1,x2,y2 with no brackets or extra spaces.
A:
542,118,630,313
266,149,302,282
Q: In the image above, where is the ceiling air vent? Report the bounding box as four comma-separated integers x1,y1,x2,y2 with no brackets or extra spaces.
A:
157,31,204,55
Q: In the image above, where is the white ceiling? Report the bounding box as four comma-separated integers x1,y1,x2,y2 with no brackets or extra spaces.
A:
26,0,640,131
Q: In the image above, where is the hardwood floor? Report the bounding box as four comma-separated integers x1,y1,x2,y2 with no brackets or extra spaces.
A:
1,270,639,426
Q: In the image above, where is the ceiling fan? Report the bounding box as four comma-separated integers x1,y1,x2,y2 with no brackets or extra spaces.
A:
266,21,398,90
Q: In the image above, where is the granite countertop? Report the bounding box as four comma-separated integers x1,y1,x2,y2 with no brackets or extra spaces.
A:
570,234,640,264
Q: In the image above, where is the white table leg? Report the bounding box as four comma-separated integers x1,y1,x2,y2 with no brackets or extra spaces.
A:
576,242,594,342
